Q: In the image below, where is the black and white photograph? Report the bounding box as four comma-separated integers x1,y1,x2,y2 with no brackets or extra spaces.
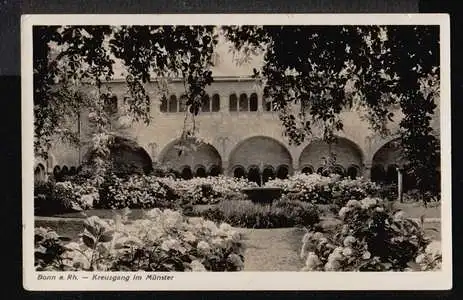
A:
22,14,451,290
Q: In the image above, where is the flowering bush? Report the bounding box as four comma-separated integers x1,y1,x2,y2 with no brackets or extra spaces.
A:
414,241,442,271
265,173,380,205
196,199,320,229
158,175,257,205
34,227,72,271
97,175,178,209
300,197,440,271
36,209,245,272
35,180,98,214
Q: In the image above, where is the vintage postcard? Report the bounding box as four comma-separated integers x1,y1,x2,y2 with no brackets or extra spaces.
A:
22,14,452,290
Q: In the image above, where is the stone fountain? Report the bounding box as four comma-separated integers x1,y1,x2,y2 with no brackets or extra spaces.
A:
240,162,283,204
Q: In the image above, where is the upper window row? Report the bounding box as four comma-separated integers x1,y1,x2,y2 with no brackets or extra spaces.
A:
160,93,276,113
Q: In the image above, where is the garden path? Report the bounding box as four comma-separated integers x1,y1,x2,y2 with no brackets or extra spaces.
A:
236,227,305,271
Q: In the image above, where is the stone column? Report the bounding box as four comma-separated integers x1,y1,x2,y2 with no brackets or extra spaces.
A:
397,166,404,203
222,160,229,176
363,162,372,180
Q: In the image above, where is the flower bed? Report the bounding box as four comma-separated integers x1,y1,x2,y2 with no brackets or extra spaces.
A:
35,180,98,214
265,173,380,205
97,175,178,209
299,197,442,272
194,199,320,229
158,175,257,205
35,208,245,272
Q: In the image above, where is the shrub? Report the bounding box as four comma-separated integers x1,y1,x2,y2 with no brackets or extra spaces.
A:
34,227,72,271
158,175,257,205
38,209,245,272
97,174,178,209
196,199,320,229
299,197,441,272
35,180,98,214
265,173,380,205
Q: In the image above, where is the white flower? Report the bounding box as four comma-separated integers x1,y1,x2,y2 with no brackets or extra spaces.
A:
318,237,328,245
203,220,218,233
393,211,407,221
305,252,322,270
346,199,361,208
324,259,342,271
362,251,371,260
360,198,378,209
375,207,384,213
211,237,225,248
145,208,162,220
302,232,313,244
219,223,232,232
183,231,197,243
190,260,207,272
313,232,324,240
338,207,350,219
425,241,442,257
342,247,354,257
161,238,181,252
343,236,356,247
341,224,349,235
197,241,211,254
227,253,244,268
415,253,426,264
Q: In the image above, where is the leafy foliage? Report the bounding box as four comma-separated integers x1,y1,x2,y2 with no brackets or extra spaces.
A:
195,199,320,229
299,198,439,271
223,25,440,193
36,209,246,272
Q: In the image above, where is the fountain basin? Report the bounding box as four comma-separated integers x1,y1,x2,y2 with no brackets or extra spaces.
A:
241,187,283,204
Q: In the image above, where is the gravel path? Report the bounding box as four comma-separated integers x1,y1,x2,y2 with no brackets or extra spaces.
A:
236,227,305,271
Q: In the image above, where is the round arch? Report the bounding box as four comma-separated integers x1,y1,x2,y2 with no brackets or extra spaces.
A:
372,138,404,167
299,137,364,173
228,136,293,174
158,138,222,173
83,136,153,176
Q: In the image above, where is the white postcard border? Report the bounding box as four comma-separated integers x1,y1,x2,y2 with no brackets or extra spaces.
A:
22,13,452,291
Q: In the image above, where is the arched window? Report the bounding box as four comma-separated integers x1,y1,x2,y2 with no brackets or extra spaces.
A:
195,166,207,178
250,93,258,111
233,166,246,178
76,165,83,174
317,167,324,175
179,95,187,112
209,165,221,177
248,166,261,186
276,165,289,179
211,94,220,112
181,166,193,180
61,166,69,177
168,95,177,112
262,166,275,184
301,166,314,174
53,166,61,179
69,166,77,176
347,165,359,179
201,94,210,112
239,93,249,111
34,164,46,183
160,95,168,112
371,164,386,183
229,94,238,112
263,96,272,111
